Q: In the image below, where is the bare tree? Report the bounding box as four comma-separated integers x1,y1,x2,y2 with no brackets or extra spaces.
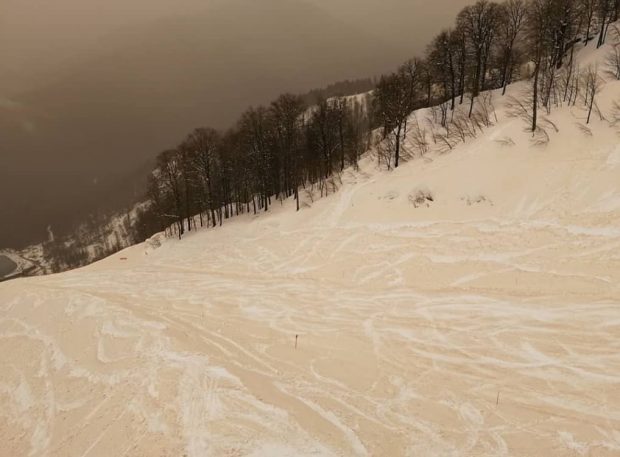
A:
498,0,527,95
525,0,555,132
186,127,222,226
428,30,459,110
583,65,603,124
597,0,614,48
373,65,419,168
457,0,501,117
582,0,597,45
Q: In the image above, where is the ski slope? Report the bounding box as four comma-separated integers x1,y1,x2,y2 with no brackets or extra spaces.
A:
2,47,620,456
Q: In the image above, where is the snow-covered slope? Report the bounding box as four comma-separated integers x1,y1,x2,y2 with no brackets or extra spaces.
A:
2,45,620,456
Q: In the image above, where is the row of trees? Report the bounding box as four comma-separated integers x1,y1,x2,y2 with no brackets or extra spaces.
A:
374,0,619,168
140,0,619,239
145,94,372,238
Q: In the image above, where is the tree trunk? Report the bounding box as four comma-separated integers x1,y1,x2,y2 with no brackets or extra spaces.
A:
394,123,402,168
501,45,514,96
587,84,595,124
598,14,608,48
532,61,540,132
339,117,345,171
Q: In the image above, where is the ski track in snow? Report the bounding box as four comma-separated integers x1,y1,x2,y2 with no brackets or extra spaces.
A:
2,193,619,456
3,51,620,457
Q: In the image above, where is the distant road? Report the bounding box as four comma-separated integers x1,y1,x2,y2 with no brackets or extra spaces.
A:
0,255,17,278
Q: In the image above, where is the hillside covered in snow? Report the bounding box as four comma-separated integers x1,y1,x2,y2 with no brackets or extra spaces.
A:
0,39,620,456
2,12,620,457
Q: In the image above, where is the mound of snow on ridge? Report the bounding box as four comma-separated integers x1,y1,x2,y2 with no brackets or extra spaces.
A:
2,45,620,456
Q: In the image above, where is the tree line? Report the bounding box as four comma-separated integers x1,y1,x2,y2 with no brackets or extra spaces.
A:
137,0,619,240
374,0,619,166
139,93,372,238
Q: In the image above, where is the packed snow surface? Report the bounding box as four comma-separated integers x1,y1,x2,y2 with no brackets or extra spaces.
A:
3,51,620,456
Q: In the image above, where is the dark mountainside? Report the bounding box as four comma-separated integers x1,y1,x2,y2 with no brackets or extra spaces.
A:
0,0,409,248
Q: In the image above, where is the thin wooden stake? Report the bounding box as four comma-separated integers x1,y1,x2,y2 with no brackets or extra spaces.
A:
295,334,298,350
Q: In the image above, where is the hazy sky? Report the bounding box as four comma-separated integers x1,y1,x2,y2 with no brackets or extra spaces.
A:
0,0,207,94
1,0,473,95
